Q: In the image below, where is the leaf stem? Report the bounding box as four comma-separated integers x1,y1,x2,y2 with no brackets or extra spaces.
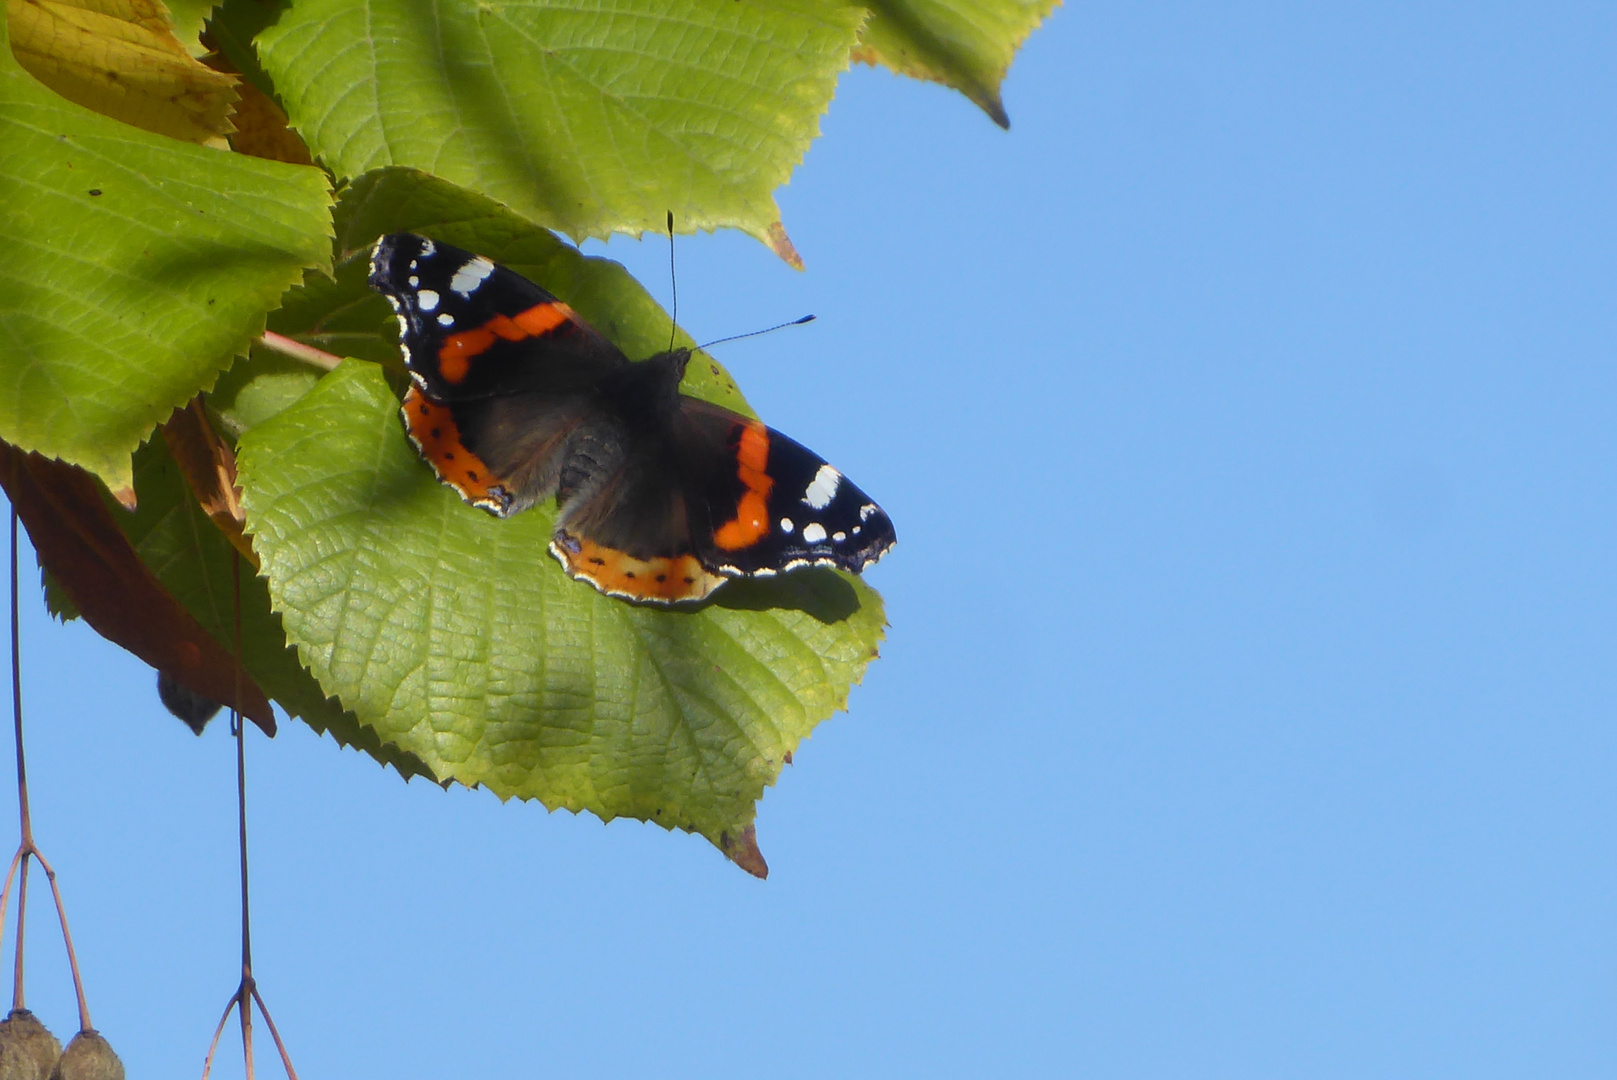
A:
256,332,341,372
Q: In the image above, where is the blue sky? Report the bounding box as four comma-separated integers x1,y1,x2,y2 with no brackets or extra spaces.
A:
5,2,1615,1076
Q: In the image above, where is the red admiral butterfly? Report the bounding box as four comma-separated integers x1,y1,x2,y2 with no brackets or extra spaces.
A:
368,234,896,604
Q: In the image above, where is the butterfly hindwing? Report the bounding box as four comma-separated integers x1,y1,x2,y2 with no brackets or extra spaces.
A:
548,430,730,603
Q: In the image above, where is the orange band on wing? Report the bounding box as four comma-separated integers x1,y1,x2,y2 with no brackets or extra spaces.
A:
514,302,574,335
402,387,505,510
437,329,494,384
551,533,727,603
436,303,577,384
712,421,774,551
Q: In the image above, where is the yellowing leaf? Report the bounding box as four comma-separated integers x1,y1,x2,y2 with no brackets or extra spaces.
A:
7,0,236,143
0,8,332,491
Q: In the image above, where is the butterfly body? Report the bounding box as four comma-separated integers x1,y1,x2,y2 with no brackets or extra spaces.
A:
368,233,895,604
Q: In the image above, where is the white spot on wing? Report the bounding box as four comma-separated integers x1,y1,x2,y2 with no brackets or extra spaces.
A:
416,289,440,312
859,503,879,521
408,275,419,286
779,518,794,533
833,531,846,542
437,313,454,326
802,522,828,544
450,256,495,297
419,238,436,256
802,464,841,510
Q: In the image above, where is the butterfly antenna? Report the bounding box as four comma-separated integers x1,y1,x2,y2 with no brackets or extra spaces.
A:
666,211,678,354
698,314,816,352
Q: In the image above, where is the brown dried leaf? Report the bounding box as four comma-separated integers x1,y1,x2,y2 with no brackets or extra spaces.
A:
222,77,312,165
719,825,768,880
160,397,257,566
766,222,804,271
0,441,274,734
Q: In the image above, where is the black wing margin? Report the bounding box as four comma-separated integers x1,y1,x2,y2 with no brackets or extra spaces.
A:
678,398,896,579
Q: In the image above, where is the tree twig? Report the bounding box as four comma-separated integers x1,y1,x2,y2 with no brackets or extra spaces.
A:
198,994,238,1080
4,508,90,1026
200,551,297,1078
250,985,300,1080
32,848,89,1029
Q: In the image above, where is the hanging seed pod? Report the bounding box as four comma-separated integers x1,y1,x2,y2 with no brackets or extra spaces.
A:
0,1009,61,1080
47,1031,122,1080
156,670,222,734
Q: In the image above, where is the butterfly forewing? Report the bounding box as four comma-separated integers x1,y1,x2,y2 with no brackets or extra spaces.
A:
369,234,626,401
678,399,896,578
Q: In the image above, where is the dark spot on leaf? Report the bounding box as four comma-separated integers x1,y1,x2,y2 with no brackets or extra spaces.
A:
710,363,720,375
783,750,793,765
87,189,101,196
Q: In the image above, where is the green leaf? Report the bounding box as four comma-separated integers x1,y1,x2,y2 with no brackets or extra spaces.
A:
207,343,325,437
253,0,868,261
854,0,1059,127
0,11,331,490
209,170,891,872
159,0,215,53
239,360,885,874
41,565,78,621
121,434,439,780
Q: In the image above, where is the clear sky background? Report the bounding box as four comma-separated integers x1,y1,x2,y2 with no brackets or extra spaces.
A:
4,2,1615,1076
